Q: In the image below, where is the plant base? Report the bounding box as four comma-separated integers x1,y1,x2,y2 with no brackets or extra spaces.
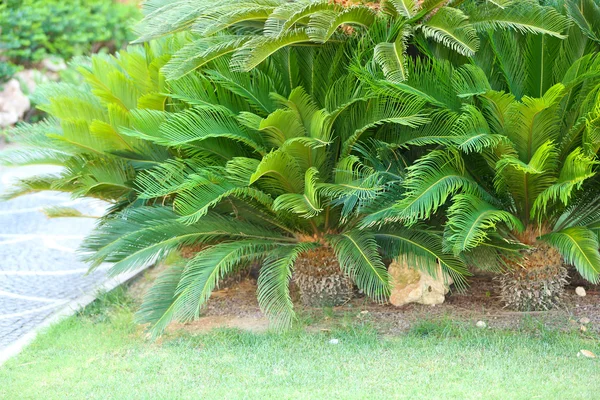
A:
294,245,353,307
498,243,568,311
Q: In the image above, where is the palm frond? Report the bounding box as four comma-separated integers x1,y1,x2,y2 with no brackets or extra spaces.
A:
419,7,479,57
469,1,570,39
446,193,524,255
375,226,470,288
257,242,318,329
328,230,390,303
541,227,600,283
273,167,323,218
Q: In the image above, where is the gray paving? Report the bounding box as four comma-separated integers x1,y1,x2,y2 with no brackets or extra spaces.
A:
0,163,110,352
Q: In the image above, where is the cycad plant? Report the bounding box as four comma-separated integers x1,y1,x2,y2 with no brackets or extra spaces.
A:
0,43,172,213
80,44,468,334
364,29,600,310
134,0,569,81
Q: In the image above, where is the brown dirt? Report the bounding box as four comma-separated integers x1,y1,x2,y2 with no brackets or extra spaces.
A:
128,265,600,335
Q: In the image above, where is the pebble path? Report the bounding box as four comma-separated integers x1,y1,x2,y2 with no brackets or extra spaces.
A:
0,164,110,358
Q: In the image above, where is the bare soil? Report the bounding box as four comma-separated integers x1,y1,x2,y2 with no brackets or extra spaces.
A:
129,264,600,335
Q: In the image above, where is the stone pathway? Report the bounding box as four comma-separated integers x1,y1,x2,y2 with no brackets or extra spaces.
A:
0,163,112,360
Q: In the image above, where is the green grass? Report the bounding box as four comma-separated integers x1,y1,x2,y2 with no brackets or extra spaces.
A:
1,290,599,400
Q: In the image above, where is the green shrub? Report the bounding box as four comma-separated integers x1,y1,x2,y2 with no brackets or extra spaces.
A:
0,61,20,87
0,0,141,65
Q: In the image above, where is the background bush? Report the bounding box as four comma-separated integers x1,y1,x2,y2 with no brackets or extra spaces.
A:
0,0,140,65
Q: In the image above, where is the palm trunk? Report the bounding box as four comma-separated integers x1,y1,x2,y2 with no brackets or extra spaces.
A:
498,242,568,311
294,245,353,307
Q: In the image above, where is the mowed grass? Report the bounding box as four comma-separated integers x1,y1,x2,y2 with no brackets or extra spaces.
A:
1,289,599,400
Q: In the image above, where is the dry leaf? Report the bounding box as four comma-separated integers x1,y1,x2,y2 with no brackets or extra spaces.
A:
580,350,596,358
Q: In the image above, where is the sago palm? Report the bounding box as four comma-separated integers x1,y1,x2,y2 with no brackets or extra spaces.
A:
80,44,467,334
0,42,174,213
363,30,600,310
133,0,569,82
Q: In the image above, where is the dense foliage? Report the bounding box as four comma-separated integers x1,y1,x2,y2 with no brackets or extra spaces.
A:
2,0,600,329
0,0,140,64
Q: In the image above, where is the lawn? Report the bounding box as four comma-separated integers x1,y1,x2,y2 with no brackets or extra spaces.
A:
1,290,599,400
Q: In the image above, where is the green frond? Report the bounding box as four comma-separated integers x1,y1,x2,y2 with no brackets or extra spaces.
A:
565,0,600,44
231,29,311,72
41,206,90,219
541,227,600,283
531,148,597,219
193,3,277,36
136,158,218,199
340,96,430,157
478,90,515,135
163,35,252,80
469,1,570,39
327,230,390,303
307,6,377,43
375,227,470,288
504,83,565,161
250,149,305,194
384,0,418,18
135,263,185,335
206,67,280,113
257,242,318,330
494,141,559,221
81,207,287,276
319,156,386,219
392,150,478,225
175,174,274,224
264,1,334,37
419,7,479,56
452,64,491,99
154,107,265,152
273,167,322,218
374,31,410,83
259,109,306,147
446,194,524,255
0,175,65,201
143,239,281,337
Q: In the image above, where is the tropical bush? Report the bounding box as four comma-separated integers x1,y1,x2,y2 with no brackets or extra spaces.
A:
1,0,600,332
0,0,140,65
363,15,600,309
0,61,20,88
81,42,472,333
1,42,172,208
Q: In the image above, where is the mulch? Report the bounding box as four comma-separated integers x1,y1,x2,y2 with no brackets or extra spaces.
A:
130,265,600,335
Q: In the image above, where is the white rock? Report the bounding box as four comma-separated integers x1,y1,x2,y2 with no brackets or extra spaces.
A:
580,317,591,325
388,258,453,307
575,287,586,297
0,79,30,128
476,321,487,329
329,339,339,345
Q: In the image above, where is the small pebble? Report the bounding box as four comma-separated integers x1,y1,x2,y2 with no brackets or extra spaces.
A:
476,321,487,329
360,310,369,314
576,287,586,297
580,317,591,325
580,325,588,332
329,338,339,345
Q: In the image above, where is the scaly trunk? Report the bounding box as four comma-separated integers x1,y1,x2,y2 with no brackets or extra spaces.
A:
498,242,568,311
294,245,353,307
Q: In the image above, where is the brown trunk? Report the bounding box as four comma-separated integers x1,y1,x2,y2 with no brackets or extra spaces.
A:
498,242,568,311
294,245,353,307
